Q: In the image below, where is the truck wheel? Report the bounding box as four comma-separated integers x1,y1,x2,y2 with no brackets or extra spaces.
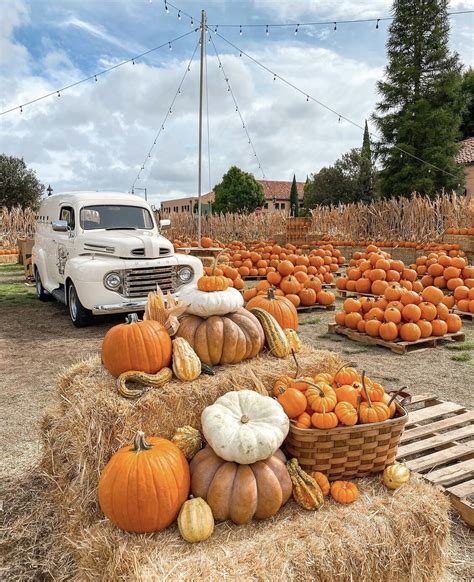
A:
35,269,52,302
68,282,92,327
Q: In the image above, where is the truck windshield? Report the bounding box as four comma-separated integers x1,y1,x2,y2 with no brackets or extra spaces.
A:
80,205,154,230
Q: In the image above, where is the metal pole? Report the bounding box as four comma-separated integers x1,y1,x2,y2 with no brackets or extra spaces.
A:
197,9,205,245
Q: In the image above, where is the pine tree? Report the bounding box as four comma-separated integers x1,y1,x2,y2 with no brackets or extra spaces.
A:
460,68,474,139
373,0,465,197
361,120,372,161
289,174,299,217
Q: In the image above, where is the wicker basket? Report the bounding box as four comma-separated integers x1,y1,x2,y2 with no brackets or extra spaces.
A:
284,401,408,480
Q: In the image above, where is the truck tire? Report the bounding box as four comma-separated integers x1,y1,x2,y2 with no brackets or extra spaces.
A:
35,268,52,302
68,282,93,327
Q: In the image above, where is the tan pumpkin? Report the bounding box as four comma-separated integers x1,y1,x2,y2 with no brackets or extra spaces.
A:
172,337,201,381
172,426,202,460
190,446,292,525
176,308,264,366
178,497,214,543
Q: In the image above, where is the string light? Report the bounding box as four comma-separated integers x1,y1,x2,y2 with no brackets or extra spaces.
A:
207,32,265,178
295,24,299,35
57,91,60,97
334,22,337,31
376,19,380,29
177,10,181,19
20,106,23,113
132,59,135,65
164,0,168,13
239,25,242,35
214,25,218,34
129,38,200,192
169,42,172,50
191,17,194,26
94,75,98,82
306,95,309,102
212,29,460,180
266,24,269,36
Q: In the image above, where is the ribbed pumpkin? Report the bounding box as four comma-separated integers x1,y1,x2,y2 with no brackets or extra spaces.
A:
176,308,264,366
102,314,172,378
190,446,292,524
98,431,190,533
246,287,299,330
172,337,201,381
178,497,214,542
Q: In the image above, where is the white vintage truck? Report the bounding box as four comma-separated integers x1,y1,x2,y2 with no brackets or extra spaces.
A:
32,192,203,326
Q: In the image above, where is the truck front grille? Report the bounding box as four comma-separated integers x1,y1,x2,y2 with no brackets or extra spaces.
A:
123,266,176,298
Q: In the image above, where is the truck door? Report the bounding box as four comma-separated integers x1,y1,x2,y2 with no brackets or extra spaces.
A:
48,205,76,286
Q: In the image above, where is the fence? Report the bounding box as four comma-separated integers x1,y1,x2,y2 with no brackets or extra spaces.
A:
1,193,472,248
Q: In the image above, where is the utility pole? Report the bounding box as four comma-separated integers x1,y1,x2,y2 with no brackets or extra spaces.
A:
197,9,206,245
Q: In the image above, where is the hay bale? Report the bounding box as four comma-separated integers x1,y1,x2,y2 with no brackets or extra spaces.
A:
4,346,451,581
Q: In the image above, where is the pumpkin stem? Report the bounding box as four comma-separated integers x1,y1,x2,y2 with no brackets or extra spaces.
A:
267,287,276,300
334,361,357,379
211,249,228,276
298,379,325,397
361,371,372,408
240,415,250,424
126,313,140,324
387,386,409,407
291,349,300,379
132,431,153,452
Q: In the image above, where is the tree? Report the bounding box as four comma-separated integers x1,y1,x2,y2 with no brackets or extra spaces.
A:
212,166,265,214
373,0,465,197
460,68,474,139
289,174,299,217
304,148,376,207
0,155,44,209
361,120,372,161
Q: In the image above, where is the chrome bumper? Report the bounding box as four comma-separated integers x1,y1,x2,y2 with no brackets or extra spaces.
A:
92,300,147,315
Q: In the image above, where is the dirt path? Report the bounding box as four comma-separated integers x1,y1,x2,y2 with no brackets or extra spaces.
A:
1,268,473,579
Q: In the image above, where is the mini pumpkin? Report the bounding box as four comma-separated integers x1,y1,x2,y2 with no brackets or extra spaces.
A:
197,252,230,292
310,471,330,496
359,373,390,424
331,480,359,504
383,463,410,489
305,382,337,413
276,387,307,418
334,401,358,426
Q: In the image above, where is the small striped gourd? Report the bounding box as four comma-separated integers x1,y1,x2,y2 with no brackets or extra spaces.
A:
250,307,291,358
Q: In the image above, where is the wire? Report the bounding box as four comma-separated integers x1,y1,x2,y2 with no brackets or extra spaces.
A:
204,34,212,192
208,32,266,179
212,30,459,179
0,29,199,116
207,10,473,30
129,38,200,193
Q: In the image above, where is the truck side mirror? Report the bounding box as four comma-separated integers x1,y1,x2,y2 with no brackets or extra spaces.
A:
159,219,171,230
52,220,69,232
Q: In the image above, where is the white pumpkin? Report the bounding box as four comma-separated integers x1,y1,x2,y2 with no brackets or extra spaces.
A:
201,390,289,464
179,285,243,317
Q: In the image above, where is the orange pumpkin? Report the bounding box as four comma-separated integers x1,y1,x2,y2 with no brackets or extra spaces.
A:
277,387,307,418
310,471,330,495
98,431,190,532
246,288,299,330
330,481,359,504
102,314,172,378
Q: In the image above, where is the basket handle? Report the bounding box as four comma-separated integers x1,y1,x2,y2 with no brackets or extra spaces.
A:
387,387,412,408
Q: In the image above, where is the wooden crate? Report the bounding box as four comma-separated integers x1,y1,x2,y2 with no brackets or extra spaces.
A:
337,289,379,299
399,394,474,527
328,323,465,355
442,233,474,253
0,254,19,264
454,309,474,322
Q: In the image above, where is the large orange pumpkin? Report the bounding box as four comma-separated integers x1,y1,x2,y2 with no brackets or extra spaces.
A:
98,431,190,532
246,287,299,330
101,314,172,377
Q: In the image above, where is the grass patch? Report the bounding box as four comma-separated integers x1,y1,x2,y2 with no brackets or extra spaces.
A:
0,282,37,306
0,264,23,273
450,352,472,362
444,341,474,351
299,316,321,326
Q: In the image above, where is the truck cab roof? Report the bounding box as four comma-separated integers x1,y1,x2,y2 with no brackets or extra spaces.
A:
39,192,149,207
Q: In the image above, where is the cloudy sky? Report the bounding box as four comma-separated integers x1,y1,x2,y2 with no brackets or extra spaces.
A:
0,0,473,206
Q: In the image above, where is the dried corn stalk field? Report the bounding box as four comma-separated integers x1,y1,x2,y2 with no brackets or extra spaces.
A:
1,193,472,246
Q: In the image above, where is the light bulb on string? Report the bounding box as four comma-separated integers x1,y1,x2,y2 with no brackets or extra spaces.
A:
178,88,181,94
191,17,194,26
334,22,337,31
295,24,299,35
338,115,341,123
214,25,218,34
20,105,23,113
239,25,242,35
132,59,135,65
169,108,172,114
178,10,181,19
306,95,309,102
273,74,276,81
164,0,168,13
57,91,60,97
94,75,98,82
161,125,164,131
169,42,172,50
376,19,380,29
266,25,269,36
239,51,242,57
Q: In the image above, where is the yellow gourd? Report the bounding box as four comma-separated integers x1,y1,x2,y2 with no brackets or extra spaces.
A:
172,338,201,381
178,497,214,543
116,368,172,399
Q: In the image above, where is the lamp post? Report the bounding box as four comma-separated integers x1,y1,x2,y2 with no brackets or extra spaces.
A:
46,184,53,197
134,187,147,201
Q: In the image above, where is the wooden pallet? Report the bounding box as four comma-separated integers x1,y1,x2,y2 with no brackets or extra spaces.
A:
398,394,474,527
337,289,380,299
328,323,465,354
297,304,336,313
454,309,474,322
243,275,267,281
0,254,19,264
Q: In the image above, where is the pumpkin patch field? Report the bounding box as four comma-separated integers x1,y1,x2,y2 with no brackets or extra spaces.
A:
1,257,473,581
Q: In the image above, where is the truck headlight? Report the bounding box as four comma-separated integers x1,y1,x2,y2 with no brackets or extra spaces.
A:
104,272,122,290
177,266,193,284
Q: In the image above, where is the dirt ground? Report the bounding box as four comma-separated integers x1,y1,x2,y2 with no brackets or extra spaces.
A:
1,264,473,579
